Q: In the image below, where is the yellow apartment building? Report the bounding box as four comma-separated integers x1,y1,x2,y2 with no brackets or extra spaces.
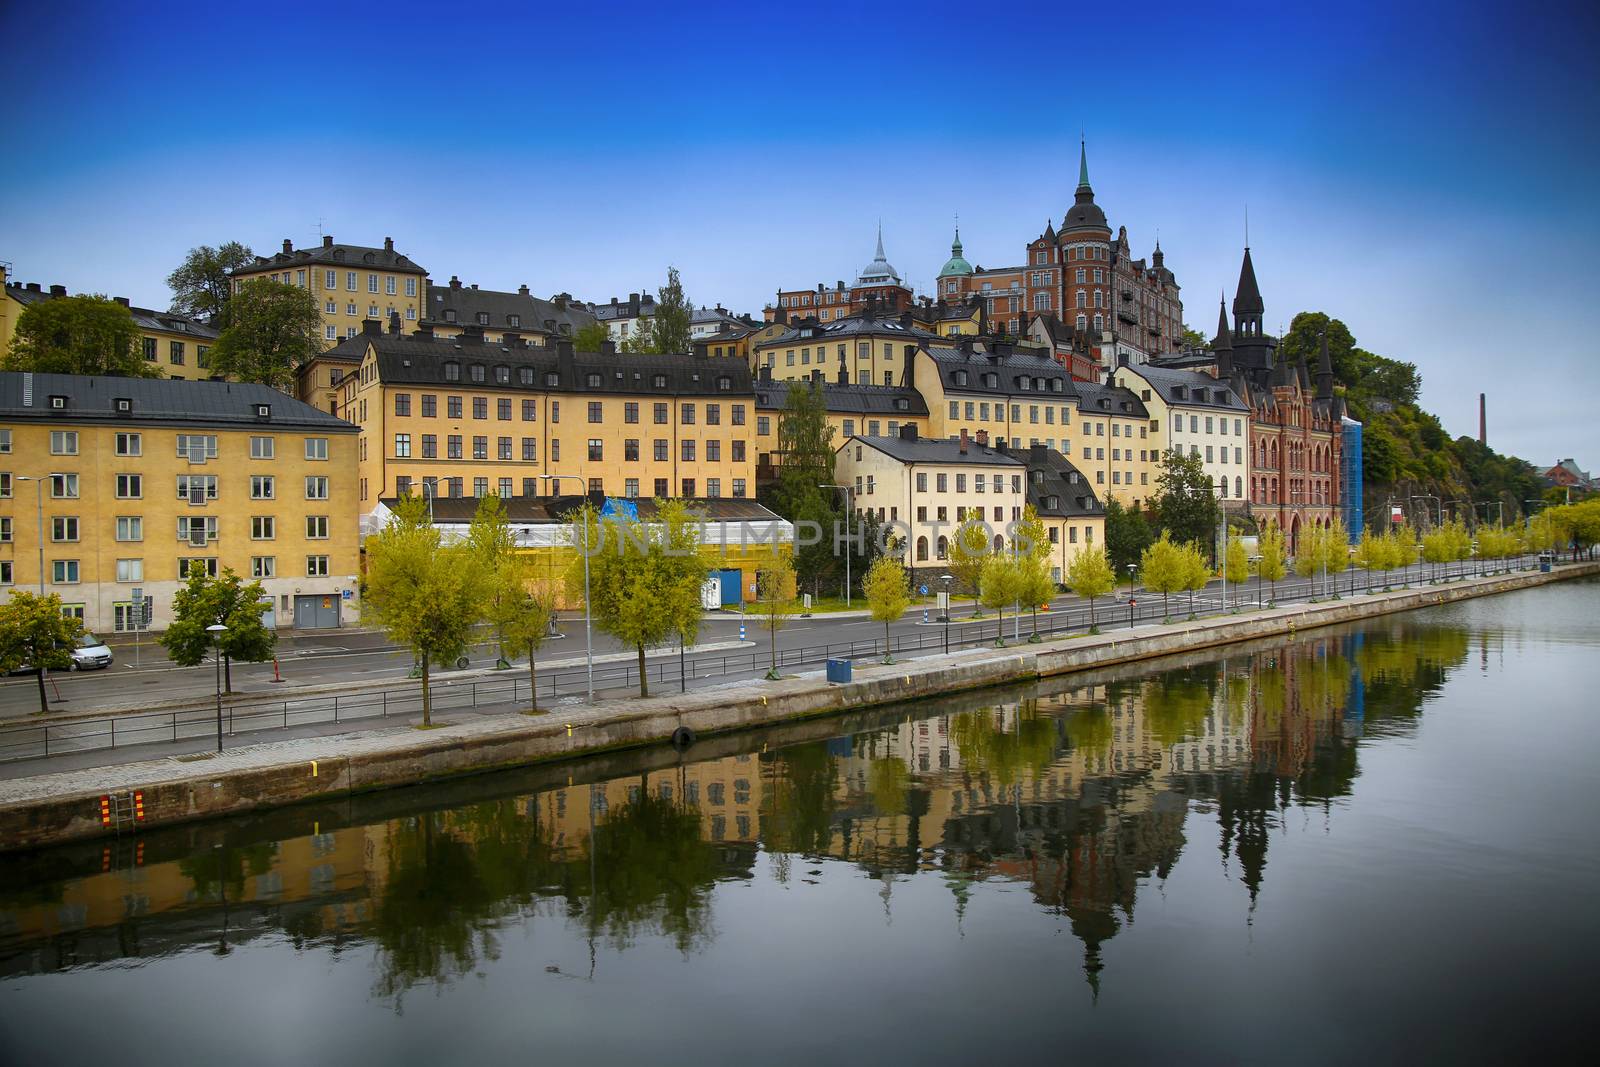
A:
3,269,221,381
833,427,1026,576
336,326,758,520
751,312,937,388
0,372,360,632
1014,442,1106,584
229,235,427,346
1111,360,1251,508
1070,379,1156,508
751,372,930,479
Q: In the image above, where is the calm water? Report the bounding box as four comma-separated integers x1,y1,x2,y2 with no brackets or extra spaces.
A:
2,581,1597,1065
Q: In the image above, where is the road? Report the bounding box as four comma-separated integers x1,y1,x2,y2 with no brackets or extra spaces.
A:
0,560,1492,719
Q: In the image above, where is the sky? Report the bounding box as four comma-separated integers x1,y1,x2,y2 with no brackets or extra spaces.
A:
2,0,1597,470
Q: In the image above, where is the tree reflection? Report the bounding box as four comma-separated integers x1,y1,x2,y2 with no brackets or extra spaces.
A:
762,741,839,855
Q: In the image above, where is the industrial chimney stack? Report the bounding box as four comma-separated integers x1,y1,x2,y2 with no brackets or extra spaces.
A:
1479,393,1487,446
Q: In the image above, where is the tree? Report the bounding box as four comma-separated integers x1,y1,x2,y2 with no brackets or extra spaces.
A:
863,555,910,663
365,496,487,726
568,500,706,698
646,267,693,355
208,279,323,388
1067,547,1115,632
1353,528,1386,589
1257,521,1288,604
1153,449,1220,558
1179,325,1209,349
1011,506,1054,640
167,242,255,324
947,514,991,605
573,320,610,351
754,554,798,679
1179,541,1211,617
4,295,161,377
487,555,557,713
466,494,516,666
1103,497,1154,577
1225,534,1250,603
0,592,84,713
1139,532,1188,620
766,378,841,594
160,564,276,692
978,553,1023,646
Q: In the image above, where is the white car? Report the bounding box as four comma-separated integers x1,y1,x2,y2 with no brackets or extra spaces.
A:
69,634,114,671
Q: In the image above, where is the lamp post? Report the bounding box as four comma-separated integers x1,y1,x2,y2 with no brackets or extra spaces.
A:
940,573,953,654
206,623,228,753
14,475,46,593
1125,563,1137,629
1249,554,1263,609
821,484,855,607
542,474,593,703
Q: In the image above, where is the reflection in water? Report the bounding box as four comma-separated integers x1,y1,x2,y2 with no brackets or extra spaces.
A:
0,616,1477,1002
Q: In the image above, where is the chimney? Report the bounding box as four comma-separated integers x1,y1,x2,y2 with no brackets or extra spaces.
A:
417,324,434,339
759,363,772,382
470,283,478,290
1030,442,1048,464
281,238,292,254
959,428,969,454
837,364,847,384
462,324,485,342
899,423,918,442
902,343,917,389
384,237,394,252
322,235,333,248
975,429,989,448
362,318,382,336
557,338,575,374
49,284,66,297
600,339,616,356
1479,393,1486,445
958,337,975,357
113,296,130,308
387,311,402,335
900,311,913,329
518,284,530,296
610,296,619,307
26,282,41,292
502,330,521,347
554,293,568,310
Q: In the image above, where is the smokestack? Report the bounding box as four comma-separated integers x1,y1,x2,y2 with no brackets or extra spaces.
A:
1479,393,1486,445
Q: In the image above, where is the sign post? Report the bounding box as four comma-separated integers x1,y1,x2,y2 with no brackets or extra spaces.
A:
130,587,143,666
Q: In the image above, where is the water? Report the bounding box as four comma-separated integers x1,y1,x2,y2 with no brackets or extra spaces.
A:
2,581,1596,1065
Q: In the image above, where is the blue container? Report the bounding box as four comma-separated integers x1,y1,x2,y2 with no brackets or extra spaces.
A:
1540,559,1552,573
826,659,853,684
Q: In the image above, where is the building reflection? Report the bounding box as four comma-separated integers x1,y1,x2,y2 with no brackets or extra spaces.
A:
0,619,1471,998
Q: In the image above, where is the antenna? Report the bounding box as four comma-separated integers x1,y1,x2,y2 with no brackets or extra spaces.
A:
1244,205,1250,249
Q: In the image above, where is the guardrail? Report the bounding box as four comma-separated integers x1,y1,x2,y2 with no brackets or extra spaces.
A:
0,556,1539,765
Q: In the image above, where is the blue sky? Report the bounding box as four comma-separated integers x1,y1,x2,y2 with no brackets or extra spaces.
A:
3,0,1597,469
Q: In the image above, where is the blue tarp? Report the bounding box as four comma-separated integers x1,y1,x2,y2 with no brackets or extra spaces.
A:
600,497,639,521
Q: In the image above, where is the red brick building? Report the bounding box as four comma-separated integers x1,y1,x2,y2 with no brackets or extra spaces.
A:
767,227,914,323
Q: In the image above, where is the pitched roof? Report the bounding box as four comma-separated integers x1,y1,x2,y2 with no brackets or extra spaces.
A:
424,282,597,336
5,284,218,340
841,433,1024,467
1070,379,1149,419
1011,443,1103,518
233,237,425,277
757,312,938,348
1117,363,1247,412
0,372,356,431
921,341,1077,398
378,494,781,524
1233,247,1264,317
754,378,928,416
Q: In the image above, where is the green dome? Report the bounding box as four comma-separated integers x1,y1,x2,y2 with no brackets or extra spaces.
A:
939,227,973,277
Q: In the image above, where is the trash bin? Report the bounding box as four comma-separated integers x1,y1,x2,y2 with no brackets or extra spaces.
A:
826,659,853,684
1539,555,1552,573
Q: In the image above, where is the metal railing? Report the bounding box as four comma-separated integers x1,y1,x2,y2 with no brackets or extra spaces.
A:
0,555,1543,765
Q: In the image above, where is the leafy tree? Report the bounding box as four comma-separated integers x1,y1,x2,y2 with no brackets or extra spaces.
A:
1353,527,1385,588
947,513,991,602
1179,325,1209,349
1067,547,1114,632
1103,497,1154,578
1257,521,1288,604
365,495,488,725
166,241,255,323
978,552,1023,646
1225,534,1250,601
767,379,841,593
1152,449,1219,559
567,500,706,698
0,592,84,713
1017,555,1055,642
486,554,557,712
647,267,693,354
209,279,323,388
1139,532,1188,620
4,294,161,377
466,494,515,665
863,555,910,663
572,320,610,351
160,564,275,692
1179,541,1211,616
754,554,798,679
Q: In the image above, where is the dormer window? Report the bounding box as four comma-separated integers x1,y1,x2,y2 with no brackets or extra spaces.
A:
444,309,457,322
1018,377,1031,391
470,364,485,383
545,372,560,387
476,312,490,325
653,374,668,388
115,397,133,415
254,403,271,420
50,395,68,410
954,371,968,386
717,376,731,391
1051,380,1063,392
895,398,908,411
519,368,534,385
587,373,602,388
444,361,460,381
983,373,997,388
508,314,521,327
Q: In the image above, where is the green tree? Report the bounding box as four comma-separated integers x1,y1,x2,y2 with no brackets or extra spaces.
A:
1011,505,1054,640
365,496,488,725
166,241,255,324
863,555,910,663
572,320,610,351
766,379,840,594
1139,532,1187,620
1225,534,1250,602
568,500,706,698
629,267,694,354
466,494,515,666
159,564,276,693
4,294,161,377
1103,497,1154,577
486,555,557,712
1067,547,1115,631
978,552,1024,646
947,513,991,604
1179,541,1211,617
1179,325,1209,349
0,592,84,713
1257,521,1288,604
209,278,323,388
1152,449,1219,558
754,554,798,679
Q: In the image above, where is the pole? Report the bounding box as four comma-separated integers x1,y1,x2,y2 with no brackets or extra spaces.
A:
214,637,223,753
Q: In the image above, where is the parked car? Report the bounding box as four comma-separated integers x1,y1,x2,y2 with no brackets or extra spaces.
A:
69,634,114,671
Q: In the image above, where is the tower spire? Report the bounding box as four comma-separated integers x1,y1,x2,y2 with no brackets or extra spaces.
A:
1077,137,1091,191
875,219,885,261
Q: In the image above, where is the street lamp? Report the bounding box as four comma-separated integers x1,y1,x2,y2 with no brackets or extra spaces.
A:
206,623,228,753
939,573,953,653
1249,554,1263,609
1125,563,1137,629
820,484,855,607
14,475,47,593
542,474,593,703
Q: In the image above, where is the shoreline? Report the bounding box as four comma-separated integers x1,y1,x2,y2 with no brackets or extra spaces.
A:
1,562,1593,852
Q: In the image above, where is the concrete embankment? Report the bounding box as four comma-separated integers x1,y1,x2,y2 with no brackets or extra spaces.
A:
2,563,1593,851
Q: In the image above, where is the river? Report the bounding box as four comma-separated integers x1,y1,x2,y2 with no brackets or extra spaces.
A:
1,580,1596,1064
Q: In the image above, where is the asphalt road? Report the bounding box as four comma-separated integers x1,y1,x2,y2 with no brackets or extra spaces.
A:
0,561,1479,719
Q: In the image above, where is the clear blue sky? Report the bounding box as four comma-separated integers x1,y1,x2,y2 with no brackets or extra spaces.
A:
3,0,1596,470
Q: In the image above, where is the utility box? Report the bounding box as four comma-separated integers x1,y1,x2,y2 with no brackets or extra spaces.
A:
826,659,852,684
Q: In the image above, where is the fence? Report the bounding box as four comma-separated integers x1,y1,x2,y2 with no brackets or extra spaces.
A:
0,556,1533,765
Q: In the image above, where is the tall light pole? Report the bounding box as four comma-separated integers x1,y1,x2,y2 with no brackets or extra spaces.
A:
206,623,228,753
14,475,46,593
821,483,855,607
542,474,593,702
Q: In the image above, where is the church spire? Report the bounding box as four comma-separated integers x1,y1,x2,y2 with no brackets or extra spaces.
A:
1232,246,1264,337
1078,138,1091,191
1214,296,1234,375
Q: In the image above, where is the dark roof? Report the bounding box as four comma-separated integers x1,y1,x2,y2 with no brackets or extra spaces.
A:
233,237,424,276
842,433,1023,467
754,378,928,416
921,341,1077,398
0,372,356,431
1233,247,1264,317
758,313,938,349
357,332,755,397
1117,364,1246,412
591,295,656,322
1011,443,1103,518
424,282,597,336
5,285,218,339
378,494,781,524
1070,379,1149,419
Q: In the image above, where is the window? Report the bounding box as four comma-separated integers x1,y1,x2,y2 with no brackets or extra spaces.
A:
306,555,330,577
394,433,411,457
116,558,142,583
249,555,277,578
306,516,329,539
497,436,512,460
176,474,217,502
444,362,461,382
303,476,328,500
447,396,463,418
654,439,669,462
472,436,487,460
473,397,488,419
177,515,218,543
420,394,438,418
625,478,640,498
51,516,79,542
143,337,158,361
51,430,79,455
52,560,80,584
303,438,329,461
394,393,412,417
681,478,695,497
682,440,696,462
496,398,511,420
116,473,141,498
251,516,275,540
51,473,80,498
112,431,141,456
588,401,603,424
177,557,218,579
405,277,417,297
682,404,696,425
251,475,275,499
447,435,462,459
